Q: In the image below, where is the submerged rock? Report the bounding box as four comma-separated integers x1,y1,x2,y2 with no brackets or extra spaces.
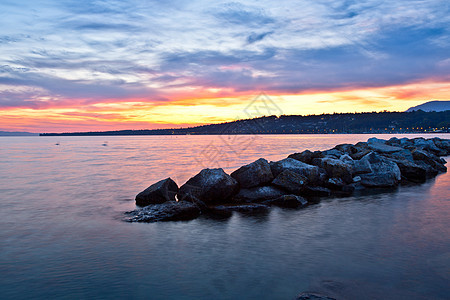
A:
126,201,200,222
214,203,270,214
295,292,336,300
233,186,285,203
178,168,239,204
262,194,308,208
135,178,178,206
231,158,273,188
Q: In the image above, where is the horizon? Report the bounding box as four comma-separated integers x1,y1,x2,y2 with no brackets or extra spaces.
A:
1,1,450,132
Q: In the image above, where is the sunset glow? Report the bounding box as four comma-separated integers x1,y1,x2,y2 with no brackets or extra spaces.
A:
1,1,449,132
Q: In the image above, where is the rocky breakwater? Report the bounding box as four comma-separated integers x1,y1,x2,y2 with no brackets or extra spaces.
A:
125,137,449,222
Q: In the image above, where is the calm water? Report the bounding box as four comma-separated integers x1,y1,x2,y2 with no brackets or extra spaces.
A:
1,134,449,299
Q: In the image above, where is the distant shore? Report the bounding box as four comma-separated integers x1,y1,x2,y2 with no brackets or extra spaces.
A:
39,111,450,136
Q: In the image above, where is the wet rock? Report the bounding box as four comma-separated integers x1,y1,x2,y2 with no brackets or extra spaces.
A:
233,186,285,203
289,150,324,164
413,138,441,153
412,149,447,173
322,149,343,159
214,203,270,214
326,177,346,190
368,140,403,154
392,159,428,182
432,138,450,155
178,168,238,204
359,152,401,187
135,177,178,206
262,194,308,208
301,186,331,197
312,157,353,183
382,149,414,162
353,176,361,183
334,143,357,155
272,169,308,194
295,292,336,300
270,158,321,183
231,158,273,188
125,201,200,222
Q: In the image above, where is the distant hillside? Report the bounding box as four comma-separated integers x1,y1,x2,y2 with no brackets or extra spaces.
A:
0,131,37,136
40,110,450,136
406,100,450,112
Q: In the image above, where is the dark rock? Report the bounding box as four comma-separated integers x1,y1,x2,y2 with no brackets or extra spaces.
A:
367,137,387,144
342,184,356,194
125,201,200,222
262,194,308,208
412,149,447,173
233,186,285,203
392,159,428,182
382,149,414,162
272,169,308,194
322,149,343,159
301,186,331,197
432,138,450,155
359,152,401,187
231,158,273,188
270,158,320,183
368,140,403,154
135,177,178,206
334,143,357,155
178,168,238,204
311,157,353,183
214,203,270,214
326,177,346,190
413,138,441,153
288,150,314,164
295,292,336,300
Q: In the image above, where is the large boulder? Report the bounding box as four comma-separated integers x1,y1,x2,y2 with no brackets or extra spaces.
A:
413,138,441,153
392,159,428,182
412,149,447,173
341,154,372,175
301,186,331,197
311,157,353,183
359,152,401,187
271,169,308,194
367,138,403,154
178,168,238,204
233,186,285,203
262,194,308,208
230,158,273,188
432,138,450,155
125,201,200,222
135,178,178,206
270,158,321,184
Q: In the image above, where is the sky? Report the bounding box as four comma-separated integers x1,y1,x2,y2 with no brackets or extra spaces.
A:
0,0,449,133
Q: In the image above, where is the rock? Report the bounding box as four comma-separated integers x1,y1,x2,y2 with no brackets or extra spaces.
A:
413,138,441,153
350,142,371,160
334,143,357,155
393,159,428,182
125,201,200,222
270,158,321,183
359,152,401,187
295,292,336,300
178,168,238,204
368,137,387,144
214,203,270,214
326,177,346,190
412,149,447,173
368,141,403,154
353,176,361,183
382,149,414,162
432,138,450,155
301,186,331,197
322,149,343,159
340,154,353,162
262,194,308,208
231,158,273,188
311,157,353,183
233,186,285,203
288,150,313,164
271,169,308,194
135,178,178,206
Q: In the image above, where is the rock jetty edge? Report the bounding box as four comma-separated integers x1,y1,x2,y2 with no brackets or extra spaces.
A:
125,137,449,222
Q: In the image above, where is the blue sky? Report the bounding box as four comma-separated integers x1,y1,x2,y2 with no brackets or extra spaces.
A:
0,0,449,131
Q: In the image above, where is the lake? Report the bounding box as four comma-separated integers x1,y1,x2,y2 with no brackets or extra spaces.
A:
1,134,449,299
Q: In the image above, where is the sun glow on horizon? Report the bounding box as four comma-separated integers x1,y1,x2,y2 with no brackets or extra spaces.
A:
1,80,449,133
